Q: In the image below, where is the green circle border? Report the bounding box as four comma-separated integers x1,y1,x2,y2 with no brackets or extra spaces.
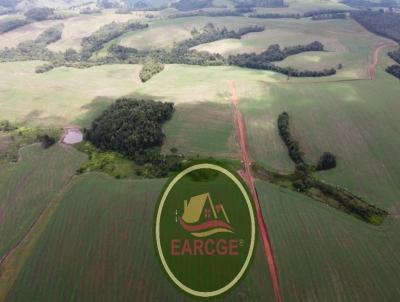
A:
154,163,257,299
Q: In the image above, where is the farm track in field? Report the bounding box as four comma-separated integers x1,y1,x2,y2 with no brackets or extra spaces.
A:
368,41,398,80
230,81,282,302
0,152,78,302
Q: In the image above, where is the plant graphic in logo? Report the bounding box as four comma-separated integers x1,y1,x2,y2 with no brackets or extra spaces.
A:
154,163,257,299
179,193,234,237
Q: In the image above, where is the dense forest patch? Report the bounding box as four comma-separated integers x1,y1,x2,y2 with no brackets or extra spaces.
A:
343,0,398,9
351,10,400,42
86,98,182,177
253,112,387,225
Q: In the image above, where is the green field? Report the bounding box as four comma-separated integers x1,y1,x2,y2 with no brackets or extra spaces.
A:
4,173,276,301
243,51,400,301
0,144,86,260
242,52,400,203
162,102,238,157
257,181,400,301
1,1,400,300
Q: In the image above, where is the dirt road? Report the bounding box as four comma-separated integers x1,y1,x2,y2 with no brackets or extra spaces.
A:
368,41,398,80
230,81,282,302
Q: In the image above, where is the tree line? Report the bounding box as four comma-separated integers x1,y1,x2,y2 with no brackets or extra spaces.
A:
277,112,337,172
0,18,28,34
388,49,400,64
386,65,400,79
261,112,386,225
171,0,213,11
248,9,348,19
228,41,337,77
0,6,68,34
176,23,264,49
249,13,301,19
81,21,148,59
311,12,347,20
304,9,349,17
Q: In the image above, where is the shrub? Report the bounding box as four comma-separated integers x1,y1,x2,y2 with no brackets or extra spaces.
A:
316,152,337,170
24,7,55,21
35,63,55,73
139,60,164,82
38,134,56,149
0,120,17,131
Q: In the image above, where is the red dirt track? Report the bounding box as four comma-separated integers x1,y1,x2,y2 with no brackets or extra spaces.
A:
230,81,282,302
368,41,397,79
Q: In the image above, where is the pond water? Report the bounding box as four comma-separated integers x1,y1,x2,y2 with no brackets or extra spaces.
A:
63,129,83,145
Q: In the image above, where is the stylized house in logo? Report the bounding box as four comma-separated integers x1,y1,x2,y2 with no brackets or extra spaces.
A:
178,193,234,237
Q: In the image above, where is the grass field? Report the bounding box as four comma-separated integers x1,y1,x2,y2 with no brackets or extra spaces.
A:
162,102,238,157
0,61,283,127
0,61,142,127
0,19,62,50
0,144,86,261
115,16,388,79
0,15,389,128
48,10,146,52
4,173,276,301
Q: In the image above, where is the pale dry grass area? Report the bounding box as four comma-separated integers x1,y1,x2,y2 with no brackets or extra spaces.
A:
0,19,63,49
48,10,147,52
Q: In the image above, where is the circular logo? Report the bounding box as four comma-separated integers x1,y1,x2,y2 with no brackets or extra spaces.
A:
154,163,257,299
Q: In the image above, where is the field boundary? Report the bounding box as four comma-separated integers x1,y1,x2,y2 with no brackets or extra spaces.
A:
230,81,282,302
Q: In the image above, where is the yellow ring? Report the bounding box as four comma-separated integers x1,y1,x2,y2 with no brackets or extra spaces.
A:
155,163,256,298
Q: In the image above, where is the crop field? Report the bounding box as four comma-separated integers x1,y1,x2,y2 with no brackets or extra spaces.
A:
1,1,400,300
241,55,400,203
256,181,400,302
0,144,86,261
4,173,276,301
239,51,400,300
